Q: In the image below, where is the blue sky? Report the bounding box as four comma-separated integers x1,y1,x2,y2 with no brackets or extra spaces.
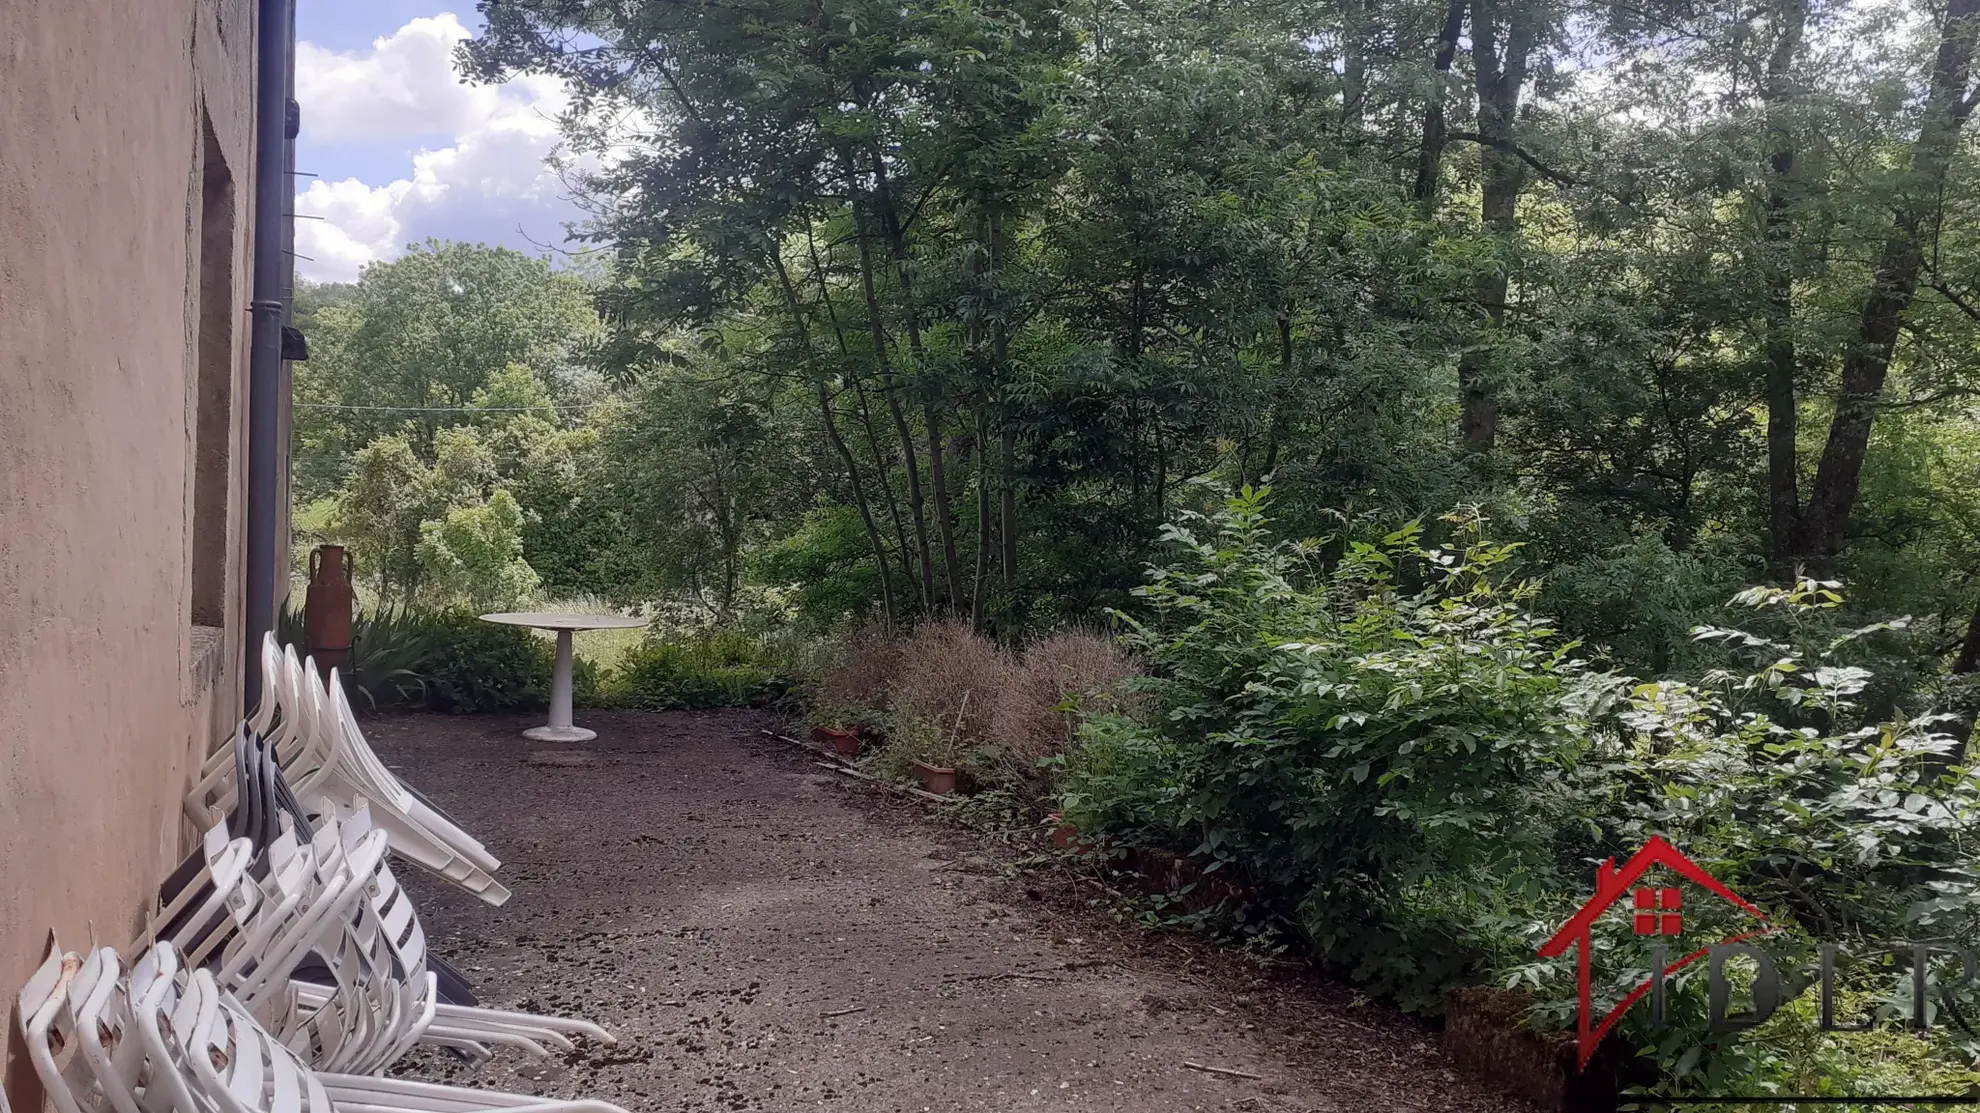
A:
293,3,588,283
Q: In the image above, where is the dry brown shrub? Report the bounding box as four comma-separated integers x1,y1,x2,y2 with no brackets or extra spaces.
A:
886,619,1017,759
988,628,1142,769
814,619,1140,795
814,621,901,718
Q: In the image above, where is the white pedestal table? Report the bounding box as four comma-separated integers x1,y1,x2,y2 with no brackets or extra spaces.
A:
479,611,648,742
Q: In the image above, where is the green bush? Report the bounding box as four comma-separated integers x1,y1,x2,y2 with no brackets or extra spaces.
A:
1063,488,1980,1098
600,629,785,710
344,605,444,710
280,603,552,714
1061,487,1585,1011
416,612,554,713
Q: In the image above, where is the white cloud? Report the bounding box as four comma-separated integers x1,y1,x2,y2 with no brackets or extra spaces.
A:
295,14,494,141
293,14,591,282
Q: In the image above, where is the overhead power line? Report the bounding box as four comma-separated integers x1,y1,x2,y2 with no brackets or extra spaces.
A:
293,402,637,413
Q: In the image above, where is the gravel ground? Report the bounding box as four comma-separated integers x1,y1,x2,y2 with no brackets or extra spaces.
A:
364,709,1526,1112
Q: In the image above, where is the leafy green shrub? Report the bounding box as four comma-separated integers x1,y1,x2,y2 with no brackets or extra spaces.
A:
1509,581,1980,1098
414,488,542,611
415,612,553,712
285,603,552,713
344,605,442,710
601,629,783,710
1066,487,1980,1097
1061,487,1586,1010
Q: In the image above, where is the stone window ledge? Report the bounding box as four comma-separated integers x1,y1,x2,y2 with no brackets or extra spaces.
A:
189,624,226,696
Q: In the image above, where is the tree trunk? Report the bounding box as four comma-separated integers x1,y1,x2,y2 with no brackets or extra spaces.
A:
1458,0,1536,452
1948,591,1980,763
923,401,965,613
816,379,896,630
805,224,919,591
851,376,919,590
990,210,1018,589
1799,0,1980,566
1760,0,1809,579
867,146,964,613
1341,0,1371,130
771,254,897,629
842,159,937,612
1412,0,1468,203
971,403,994,631
1955,593,1980,676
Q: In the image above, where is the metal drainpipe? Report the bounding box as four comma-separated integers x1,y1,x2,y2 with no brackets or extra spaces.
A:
244,0,292,713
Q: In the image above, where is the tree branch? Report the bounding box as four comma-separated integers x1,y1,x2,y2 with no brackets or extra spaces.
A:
1445,130,1588,188
1929,279,1980,326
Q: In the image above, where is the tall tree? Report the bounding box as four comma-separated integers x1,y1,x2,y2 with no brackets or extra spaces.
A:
1798,0,1980,566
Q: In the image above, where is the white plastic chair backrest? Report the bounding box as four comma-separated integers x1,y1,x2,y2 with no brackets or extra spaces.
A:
17,944,90,1113
220,830,353,1012
342,805,430,978
248,633,284,737
154,826,252,943
313,804,431,1071
181,970,334,1113
282,659,332,786
209,832,316,996
288,817,386,1072
328,682,413,812
70,949,147,1113
268,822,385,987
271,645,309,766
126,946,208,1113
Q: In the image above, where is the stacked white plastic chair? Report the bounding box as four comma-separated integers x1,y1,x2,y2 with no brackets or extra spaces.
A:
187,635,510,905
155,786,611,1070
23,631,623,1113
17,940,630,1113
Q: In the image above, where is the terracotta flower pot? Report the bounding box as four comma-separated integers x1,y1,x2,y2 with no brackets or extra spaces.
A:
913,760,958,795
1048,813,1077,850
812,725,861,757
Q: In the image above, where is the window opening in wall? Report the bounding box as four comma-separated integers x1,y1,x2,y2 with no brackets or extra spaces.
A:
191,111,236,630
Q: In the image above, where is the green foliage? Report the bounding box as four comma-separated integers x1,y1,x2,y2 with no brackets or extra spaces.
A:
277,603,548,714
415,488,541,611
447,0,1980,673
293,243,599,502
329,434,431,599
753,507,888,633
412,613,554,714
599,630,788,710
1062,488,1587,1009
278,0,1980,1094
1070,490,1980,1095
342,605,442,711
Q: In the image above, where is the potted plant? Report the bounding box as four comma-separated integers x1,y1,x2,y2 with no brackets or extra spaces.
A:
913,759,958,795
1047,812,1078,849
809,709,864,758
909,696,972,794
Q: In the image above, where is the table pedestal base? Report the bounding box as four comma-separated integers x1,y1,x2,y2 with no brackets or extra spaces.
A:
527,629,593,742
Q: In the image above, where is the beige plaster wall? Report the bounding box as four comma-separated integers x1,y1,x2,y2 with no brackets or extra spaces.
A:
0,0,263,1106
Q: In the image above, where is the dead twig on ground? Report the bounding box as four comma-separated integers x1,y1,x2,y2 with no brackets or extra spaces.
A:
811,760,949,803
1183,1061,1263,1081
951,970,1066,984
763,729,823,753
948,957,1118,985
821,1006,867,1018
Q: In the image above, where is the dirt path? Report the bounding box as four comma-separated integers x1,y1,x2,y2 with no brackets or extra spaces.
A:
368,709,1522,1112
